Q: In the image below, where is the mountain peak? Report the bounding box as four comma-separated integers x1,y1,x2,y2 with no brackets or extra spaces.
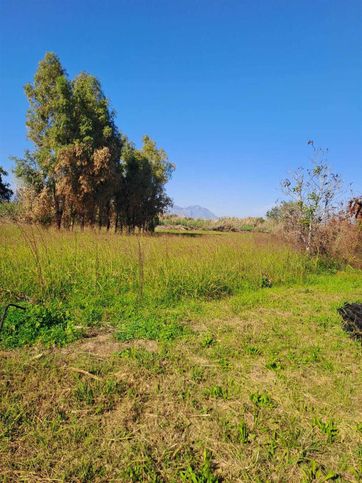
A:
168,205,217,220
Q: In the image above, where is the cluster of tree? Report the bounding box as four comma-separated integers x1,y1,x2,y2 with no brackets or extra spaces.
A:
11,52,174,231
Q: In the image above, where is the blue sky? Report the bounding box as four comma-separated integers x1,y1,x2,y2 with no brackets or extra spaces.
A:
1,0,361,216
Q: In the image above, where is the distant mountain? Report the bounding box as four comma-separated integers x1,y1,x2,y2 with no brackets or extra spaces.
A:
168,205,217,220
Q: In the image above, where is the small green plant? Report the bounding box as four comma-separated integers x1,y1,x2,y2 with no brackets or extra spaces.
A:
266,431,278,457
217,357,230,370
266,358,282,371
246,345,262,355
250,391,274,408
205,385,228,400
201,333,216,348
302,346,322,365
314,418,338,443
238,420,249,444
73,377,126,413
301,459,339,481
74,380,95,405
191,367,205,383
180,449,219,482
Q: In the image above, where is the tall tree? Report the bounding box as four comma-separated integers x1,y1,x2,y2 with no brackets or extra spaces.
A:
115,136,174,232
55,73,122,227
0,166,13,202
15,52,73,227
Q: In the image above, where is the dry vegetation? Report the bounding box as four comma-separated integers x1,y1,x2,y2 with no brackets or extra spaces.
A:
158,216,266,233
1,223,361,481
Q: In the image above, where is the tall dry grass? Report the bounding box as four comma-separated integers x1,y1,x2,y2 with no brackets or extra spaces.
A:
1,223,323,307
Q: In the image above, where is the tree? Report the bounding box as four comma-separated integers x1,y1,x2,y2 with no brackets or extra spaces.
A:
15,52,73,227
266,201,299,223
280,142,344,253
115,136,174,232
56,73,122,228
0,166,13,202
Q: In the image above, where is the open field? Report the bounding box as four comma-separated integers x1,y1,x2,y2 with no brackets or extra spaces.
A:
1,224,361,481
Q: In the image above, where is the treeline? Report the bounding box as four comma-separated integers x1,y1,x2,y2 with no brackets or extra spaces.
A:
12,52,174,231
159,215,266,232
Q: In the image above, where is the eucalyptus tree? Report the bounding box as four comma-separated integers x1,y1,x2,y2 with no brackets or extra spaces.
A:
13,53,173,231
14,52,73,227
0,166,13,202
115,136,174,232
56,73,122,228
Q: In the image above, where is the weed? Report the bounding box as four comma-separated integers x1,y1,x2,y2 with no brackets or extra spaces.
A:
74,380,95,405
0,302,79,348
301,459,339,481
191,367,206,383
250,392,274,408
266,358,283,371
116,305,186,342
180,449,220,482
205,385,228,400
314,418,338,443
73,377,126,413
246,345,262,355
238,420,250,444
201,333,216,348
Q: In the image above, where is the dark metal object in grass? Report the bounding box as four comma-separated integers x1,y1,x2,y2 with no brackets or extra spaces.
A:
338,303,362,340
0,304,26,332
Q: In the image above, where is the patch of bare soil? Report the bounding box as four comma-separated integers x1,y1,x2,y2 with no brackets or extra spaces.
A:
61,331,159,358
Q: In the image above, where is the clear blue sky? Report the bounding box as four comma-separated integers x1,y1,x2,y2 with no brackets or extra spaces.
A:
1,0,361,216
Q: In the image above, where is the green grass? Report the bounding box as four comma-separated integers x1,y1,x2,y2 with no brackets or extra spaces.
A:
0,222,361,481
0,223,331,346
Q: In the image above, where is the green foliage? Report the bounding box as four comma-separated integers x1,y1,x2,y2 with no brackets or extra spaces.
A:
205,385,228,399
266,358,283,371
116,304,186,342
0,226,346,350
314,418,338,443
261,274,273,288
13,52,172,231
0,201,20,220
250,391,274,408
0,166,13,202
279,143,344,254
201,333,216,348
115,137,173,232
0,303,79,348
301,459,339,481
238,420,250,443
180,450,220,482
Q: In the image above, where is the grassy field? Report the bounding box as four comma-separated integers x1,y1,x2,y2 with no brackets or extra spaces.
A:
1,223,361,481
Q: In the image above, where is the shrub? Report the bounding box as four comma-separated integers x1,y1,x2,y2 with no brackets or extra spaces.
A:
0,303,79,348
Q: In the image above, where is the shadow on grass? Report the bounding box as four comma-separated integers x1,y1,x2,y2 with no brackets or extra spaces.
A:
155,231,206,238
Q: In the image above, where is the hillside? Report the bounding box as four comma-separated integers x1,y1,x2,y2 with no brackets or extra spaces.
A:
168,204,217,220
